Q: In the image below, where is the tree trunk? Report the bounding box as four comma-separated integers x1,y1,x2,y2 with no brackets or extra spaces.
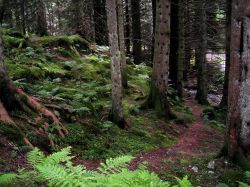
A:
183,0,192,81
125,0,130,55
106,0,125,128
131,0,142,64
225,0,250,168
219,0,231,108
94,0,109,45
20,0,26,34
177,0,185,98
36,0,48,36
195,0,208,104
151,0,156,63
117,0,128,88
169,0,178,87
147,0,173,117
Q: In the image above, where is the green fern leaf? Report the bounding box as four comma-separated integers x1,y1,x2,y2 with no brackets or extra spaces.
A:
27,147,46,167
0,173,17,186
98,155,134,174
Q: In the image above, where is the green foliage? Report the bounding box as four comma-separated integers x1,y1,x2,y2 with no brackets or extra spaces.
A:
219,167,246,187
0,174,17,186
237,171,250,187
173,176,193,187
201,106,226,130
0,147,174,187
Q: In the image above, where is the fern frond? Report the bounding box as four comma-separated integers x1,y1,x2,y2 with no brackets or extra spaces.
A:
246,171,250,182
43,147,73,166
0,173,17,186
27,147,46,166
238,182,250,187
98,155,134,174
174,176,193,187
37,164,85,187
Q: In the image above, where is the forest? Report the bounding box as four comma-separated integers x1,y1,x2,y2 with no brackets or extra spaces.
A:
0,0,249,186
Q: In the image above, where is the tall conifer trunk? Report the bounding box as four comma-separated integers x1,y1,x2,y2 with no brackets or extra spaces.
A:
106,0,125,128
146,0,173,118
225,0,250,168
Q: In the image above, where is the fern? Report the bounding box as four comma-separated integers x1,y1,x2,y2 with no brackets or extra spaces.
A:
0,173,17,186
27,147,46,166
42,147,73,166
0,147,192,187
173,176,193,187
98,155,134,174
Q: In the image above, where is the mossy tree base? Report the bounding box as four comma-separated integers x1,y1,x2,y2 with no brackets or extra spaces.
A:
142,82,176,119
0,78,68,147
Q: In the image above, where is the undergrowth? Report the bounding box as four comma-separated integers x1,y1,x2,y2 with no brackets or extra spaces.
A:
0,147,193,187
201,106,226,131
2,30,195,163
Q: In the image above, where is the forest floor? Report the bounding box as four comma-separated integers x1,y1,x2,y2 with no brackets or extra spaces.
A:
130,95,224,186
0,31,246,186
0,93,233,186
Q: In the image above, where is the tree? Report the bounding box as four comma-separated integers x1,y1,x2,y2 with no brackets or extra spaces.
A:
131,0,141,64
94,0,109,45
169,0,178,89
219,0,231,108
106,0,126,128
146,0,173,117
195,0,208,104
117,0,128,88
124,0,130,55
36,0,48,36
70,0,95,41
0,0,68,147
224,0,250,167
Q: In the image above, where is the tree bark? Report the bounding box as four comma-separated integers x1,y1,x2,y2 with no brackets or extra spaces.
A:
177,0,185,98
106,0,125,127
195,0,208,104
94,0,109,45
131,0,142,64
36,0,48,36
169,0,179,87
117,0,128,88
125,0,130,55
219,0,232,108
147,0,173,118
225,0,250,167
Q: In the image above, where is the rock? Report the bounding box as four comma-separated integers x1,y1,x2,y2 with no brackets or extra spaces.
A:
208,171,214,174
166,149,175,155
207,160,215,170
53,78,62,83
191,166,199,173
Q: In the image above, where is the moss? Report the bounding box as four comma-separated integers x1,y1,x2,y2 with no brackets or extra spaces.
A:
42,63,68,78
0,123,24,145
3,35,26,48
6,62,45,81
30,35,89,49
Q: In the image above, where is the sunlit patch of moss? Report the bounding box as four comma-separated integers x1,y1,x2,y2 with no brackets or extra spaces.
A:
42,63,68,77
3,35,25,48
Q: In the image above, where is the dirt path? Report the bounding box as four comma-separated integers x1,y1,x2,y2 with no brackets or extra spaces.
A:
129,96,224,174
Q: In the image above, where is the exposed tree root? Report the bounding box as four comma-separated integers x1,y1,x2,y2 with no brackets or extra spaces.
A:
0,81,68,148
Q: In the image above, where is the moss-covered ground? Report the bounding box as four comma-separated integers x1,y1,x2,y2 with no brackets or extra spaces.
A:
1,29,196,160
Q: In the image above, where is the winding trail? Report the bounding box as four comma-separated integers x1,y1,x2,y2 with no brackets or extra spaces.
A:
129,95,224,173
